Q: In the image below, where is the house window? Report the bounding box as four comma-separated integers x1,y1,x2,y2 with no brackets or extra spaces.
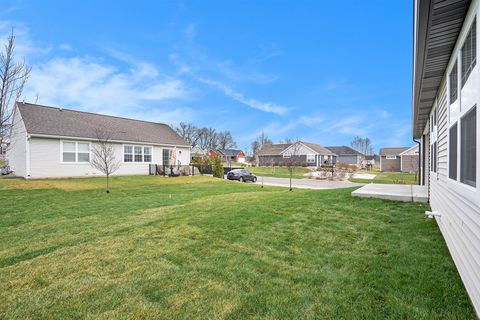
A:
163,149,172,166
386,155,397,160
62,141,90,163
449,60,458,103
123,145,153,163
449,123,458,180
144,147,152,162
460,106,476,187
430,143,437,173
461,18,476,87
124,145,133,162
306,154,316,163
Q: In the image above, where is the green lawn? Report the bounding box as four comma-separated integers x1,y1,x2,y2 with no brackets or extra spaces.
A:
0,176,474,319
249,166,311,179
350,171,418,185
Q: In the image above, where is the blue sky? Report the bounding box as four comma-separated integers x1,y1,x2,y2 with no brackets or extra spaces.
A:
1,0,413,153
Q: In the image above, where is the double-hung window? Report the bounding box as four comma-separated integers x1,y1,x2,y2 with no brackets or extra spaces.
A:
460,106,476,187
306,154,316,163
461,18,476,87
123,145,152,163
62,141,90,163
449,60,458,103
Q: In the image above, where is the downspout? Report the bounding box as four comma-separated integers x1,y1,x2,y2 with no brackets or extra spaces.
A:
413,138,421,185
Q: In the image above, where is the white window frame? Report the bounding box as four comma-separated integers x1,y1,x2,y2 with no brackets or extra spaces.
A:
306,154,316,163
385,155,397,160
60,140,91,164
122,144,153,163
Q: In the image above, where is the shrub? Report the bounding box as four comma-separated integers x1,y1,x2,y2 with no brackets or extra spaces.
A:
213,155,224,178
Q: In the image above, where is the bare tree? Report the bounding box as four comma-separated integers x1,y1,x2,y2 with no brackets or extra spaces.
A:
174,122,199,146
196,127,218,150
350,136,373,156
217,131,236,149
251,131,272,156
278,137,295,144
282,141,302,191
90,130,121,193
0,29,31,150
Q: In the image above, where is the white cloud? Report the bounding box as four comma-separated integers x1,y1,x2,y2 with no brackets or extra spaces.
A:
24,56,190,120
197,77,288,115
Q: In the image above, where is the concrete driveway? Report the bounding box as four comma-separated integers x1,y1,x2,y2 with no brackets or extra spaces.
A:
252,176,362,190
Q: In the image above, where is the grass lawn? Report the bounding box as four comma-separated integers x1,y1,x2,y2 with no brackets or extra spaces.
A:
0,176,475,319
350,171,418,185
249,166,311,179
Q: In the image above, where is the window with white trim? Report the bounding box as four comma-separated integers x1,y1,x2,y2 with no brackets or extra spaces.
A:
162,148,172,166
123,145,152,163
460,106,476,187
306,154,315,163
386,155,396,160
461,18,476,88
449,60,458,104
449,123,458,180
62,141,90,163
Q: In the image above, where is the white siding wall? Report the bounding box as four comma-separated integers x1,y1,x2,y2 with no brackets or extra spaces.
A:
427,2,480,315
5,107,27,177
29,137,190,179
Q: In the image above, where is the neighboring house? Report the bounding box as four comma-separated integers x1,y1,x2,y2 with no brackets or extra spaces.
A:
326,146,364,167
210,149,246,163
399,145,420,173
362,155,378,167
379,147,409,172
6,102,191,178
191,146,207,160
413,0,480,316
257,141,336,167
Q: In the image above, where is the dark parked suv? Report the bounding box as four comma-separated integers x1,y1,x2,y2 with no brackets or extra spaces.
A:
227,169,257,182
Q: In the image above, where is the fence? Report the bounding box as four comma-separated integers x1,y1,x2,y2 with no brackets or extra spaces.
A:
149,164,214,177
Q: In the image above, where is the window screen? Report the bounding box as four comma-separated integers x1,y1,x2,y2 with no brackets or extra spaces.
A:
460,106,476,187
449,61,458,103
462,19,477,87
449,123,458,180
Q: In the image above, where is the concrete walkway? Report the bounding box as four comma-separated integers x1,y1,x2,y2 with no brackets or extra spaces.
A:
351,183,428,203
253,176,362,190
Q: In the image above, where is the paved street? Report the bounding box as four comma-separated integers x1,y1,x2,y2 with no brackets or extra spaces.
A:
250,176,362,190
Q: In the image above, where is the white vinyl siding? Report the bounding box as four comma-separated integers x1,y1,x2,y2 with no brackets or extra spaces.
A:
426,4,480,316
5,107,27,177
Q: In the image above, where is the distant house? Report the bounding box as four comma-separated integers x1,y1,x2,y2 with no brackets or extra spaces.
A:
257,141,336,167
326,146,364,167
210,149,246,163
191,146,207,160
379,147,411,172
362,155,378,167
399,145,419,173
6,102,191,178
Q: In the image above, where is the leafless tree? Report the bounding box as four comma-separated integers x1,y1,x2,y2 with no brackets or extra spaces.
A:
174,122,199,146
350,136,373,161
278,137,295,144
217,131,236,149
197,127,218,150
90,130,121,193
282,141,302,191
0,29,31,151
251,131,272,156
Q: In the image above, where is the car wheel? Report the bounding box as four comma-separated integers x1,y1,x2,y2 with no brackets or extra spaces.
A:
239,176,244,182
253,177,257,182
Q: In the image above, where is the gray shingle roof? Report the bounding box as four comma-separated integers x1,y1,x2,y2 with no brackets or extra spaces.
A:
379,147,410,156
300,141,336,156
17,102,189,146
257,143,291,156
325,145,363,156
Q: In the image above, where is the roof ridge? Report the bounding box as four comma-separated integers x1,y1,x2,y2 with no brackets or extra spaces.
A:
17,101,172,128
